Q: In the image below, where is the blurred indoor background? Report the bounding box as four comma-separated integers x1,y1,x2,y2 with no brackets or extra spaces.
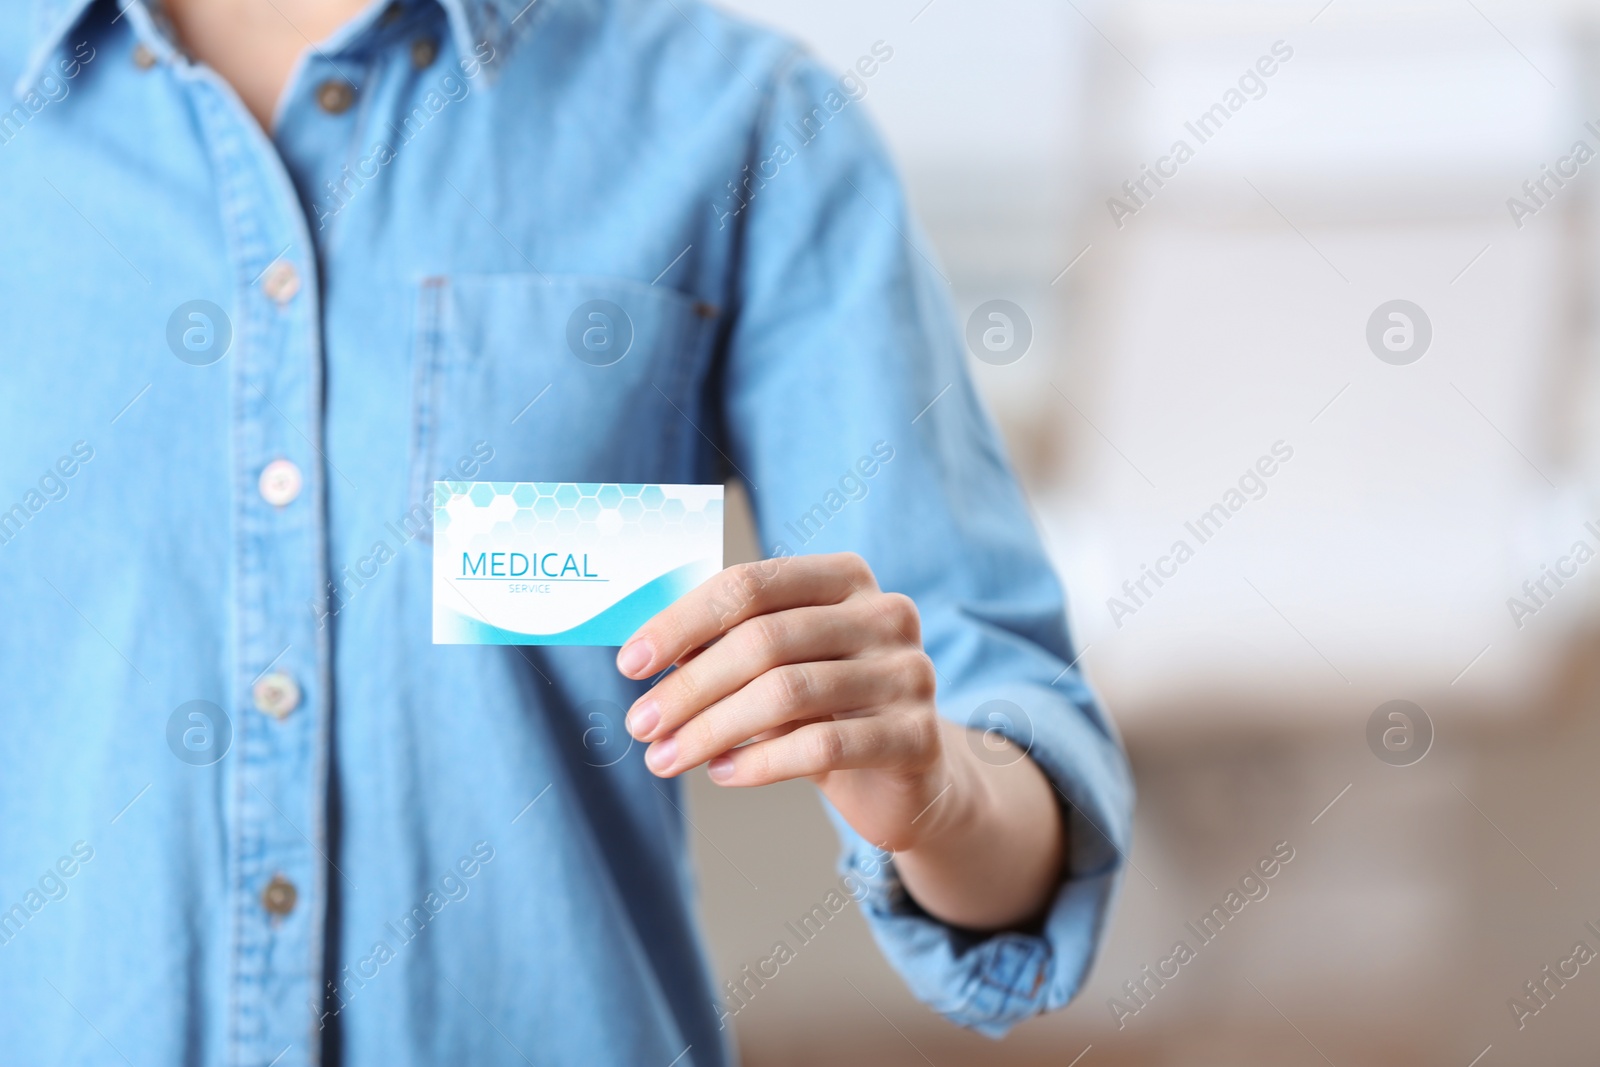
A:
689,1,1600,1064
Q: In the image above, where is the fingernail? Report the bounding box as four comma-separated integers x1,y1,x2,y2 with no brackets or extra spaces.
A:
617,639,652,677
708,755,735,783
645,736,677,773
627,699,660,740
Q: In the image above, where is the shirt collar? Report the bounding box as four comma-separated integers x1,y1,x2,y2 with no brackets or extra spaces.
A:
433,0,545,69
18,0,546,96
18,0,97,95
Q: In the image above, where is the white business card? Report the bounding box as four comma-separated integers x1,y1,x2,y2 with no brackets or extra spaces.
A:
432,482,724,646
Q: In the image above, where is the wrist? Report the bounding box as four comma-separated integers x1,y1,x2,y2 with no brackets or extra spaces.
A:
898,719,994,856
890,719,1066,932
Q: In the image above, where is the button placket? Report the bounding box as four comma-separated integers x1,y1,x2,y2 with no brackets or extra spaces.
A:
184,64,335,1065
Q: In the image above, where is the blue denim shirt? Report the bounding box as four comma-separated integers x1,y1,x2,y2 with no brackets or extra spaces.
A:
0,0,1132,1063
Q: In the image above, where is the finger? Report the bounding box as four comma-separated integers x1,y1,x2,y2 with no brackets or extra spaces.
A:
664,655,921,772
616,553,878,679
643,654,926,777
704,715,929,787
626,596,902,741
744,716,831,745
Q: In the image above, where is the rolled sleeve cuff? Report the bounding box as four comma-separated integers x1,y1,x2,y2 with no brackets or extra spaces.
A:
829,680,1132,1037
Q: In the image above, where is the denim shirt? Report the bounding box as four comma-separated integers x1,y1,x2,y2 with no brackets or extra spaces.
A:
0,0,1132,1063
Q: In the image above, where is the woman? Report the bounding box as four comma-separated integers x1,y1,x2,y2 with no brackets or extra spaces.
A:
0,0,1131,1062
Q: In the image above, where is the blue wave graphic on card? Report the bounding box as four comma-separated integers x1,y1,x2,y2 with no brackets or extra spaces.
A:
432,483,724,646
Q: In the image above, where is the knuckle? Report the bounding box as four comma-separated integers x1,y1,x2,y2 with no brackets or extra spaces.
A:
677,711,721,762
840,552,873,583
885,709,939,775
657,609,694,655
808,725,847,769
741,557,777,590
705,582,746,629
731,562,778,613
747,742,778,783
770,663,814,712
753,555,789,583
745,612,787,662
906,708,941,759
666,663,702,710
898,651,938,700
720,563,774,620
727,560,761,593
880,592,921,639
848,592,887,630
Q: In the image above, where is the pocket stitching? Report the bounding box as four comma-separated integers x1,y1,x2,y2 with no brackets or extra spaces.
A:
408,276,448,542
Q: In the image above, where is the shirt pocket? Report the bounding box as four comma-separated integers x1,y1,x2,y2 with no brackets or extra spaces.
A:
410,273,720,521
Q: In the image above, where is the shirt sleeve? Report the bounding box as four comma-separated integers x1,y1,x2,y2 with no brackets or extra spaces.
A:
716,49,1134,1037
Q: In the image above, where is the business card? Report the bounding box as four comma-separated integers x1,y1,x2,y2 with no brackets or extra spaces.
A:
432,482,724,646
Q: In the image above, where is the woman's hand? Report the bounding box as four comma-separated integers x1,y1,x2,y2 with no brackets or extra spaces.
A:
618,552,1065,930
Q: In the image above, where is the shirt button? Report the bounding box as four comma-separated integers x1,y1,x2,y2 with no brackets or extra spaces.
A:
253,672,301,720
261,260,300,305
132,43,157,69
411,38,438,69
316,79,356,114
261,875,298,916
259,459,302,507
